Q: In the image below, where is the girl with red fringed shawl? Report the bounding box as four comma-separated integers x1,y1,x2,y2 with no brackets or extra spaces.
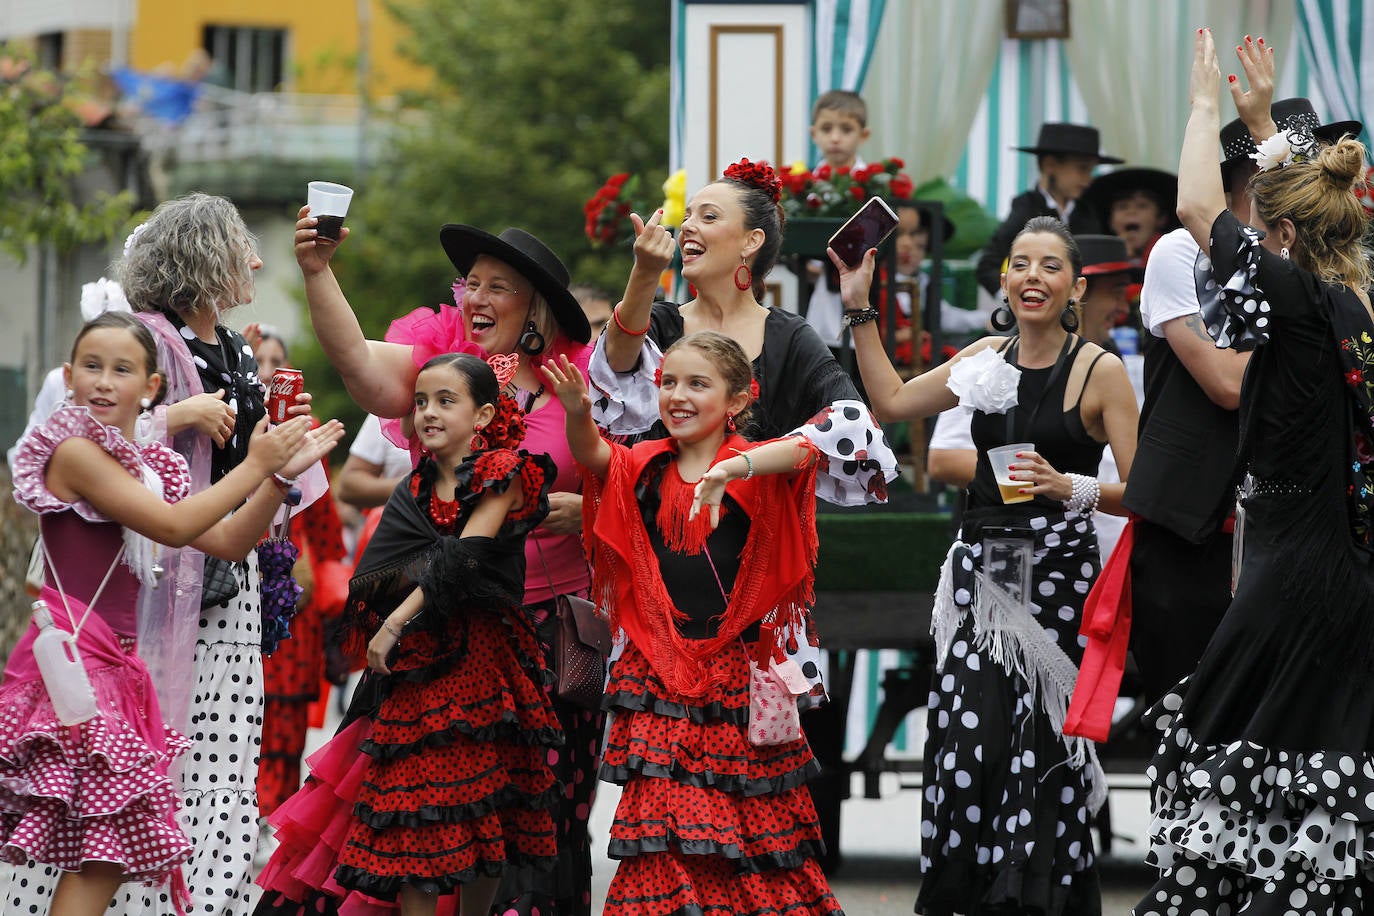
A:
543,331,844,916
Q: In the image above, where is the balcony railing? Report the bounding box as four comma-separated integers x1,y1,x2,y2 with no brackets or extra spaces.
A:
129,85,406,202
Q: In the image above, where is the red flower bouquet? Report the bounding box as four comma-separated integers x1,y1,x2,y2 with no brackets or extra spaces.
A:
584,173,647,247
780,156,915,220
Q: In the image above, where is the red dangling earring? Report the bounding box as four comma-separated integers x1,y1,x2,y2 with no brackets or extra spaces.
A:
726,413,737,433
470,427,488,452
734,256,753,291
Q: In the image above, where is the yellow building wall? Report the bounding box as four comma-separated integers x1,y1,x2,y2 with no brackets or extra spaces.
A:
129,0,429,96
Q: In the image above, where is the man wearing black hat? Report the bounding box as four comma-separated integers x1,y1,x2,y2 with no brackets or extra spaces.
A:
975,122,1123,295
1123,98,1362,703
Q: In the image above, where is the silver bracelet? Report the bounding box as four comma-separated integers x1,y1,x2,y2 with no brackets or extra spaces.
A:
1063,473,1100,515
382,620,404,638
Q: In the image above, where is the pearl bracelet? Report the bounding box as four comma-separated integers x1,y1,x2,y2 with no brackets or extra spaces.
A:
1063,473,1100,515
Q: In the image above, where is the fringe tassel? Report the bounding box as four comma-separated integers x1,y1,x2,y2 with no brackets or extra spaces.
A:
931,544,960,668
972,572,1107,813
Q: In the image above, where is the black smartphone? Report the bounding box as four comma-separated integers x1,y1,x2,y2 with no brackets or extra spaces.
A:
827,196,900,267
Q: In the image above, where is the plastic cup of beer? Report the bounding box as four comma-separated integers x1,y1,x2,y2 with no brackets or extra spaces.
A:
988,443,1034,505
307,181,353,241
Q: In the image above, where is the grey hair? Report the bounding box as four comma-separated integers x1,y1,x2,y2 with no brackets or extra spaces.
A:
117,193,259,319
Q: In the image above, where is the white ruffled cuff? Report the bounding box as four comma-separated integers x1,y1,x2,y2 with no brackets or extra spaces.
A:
791,399,899,507
588,332,664,436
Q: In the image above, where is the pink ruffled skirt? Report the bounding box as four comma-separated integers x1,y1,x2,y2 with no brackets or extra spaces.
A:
0,643,192,886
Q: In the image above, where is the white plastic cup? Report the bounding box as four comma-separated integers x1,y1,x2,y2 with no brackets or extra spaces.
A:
307,181,353,240
987,442,1035,505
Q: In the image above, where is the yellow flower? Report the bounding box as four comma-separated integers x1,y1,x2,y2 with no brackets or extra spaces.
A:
1363,331,1371,344
789,160,809,175
660,169,687,227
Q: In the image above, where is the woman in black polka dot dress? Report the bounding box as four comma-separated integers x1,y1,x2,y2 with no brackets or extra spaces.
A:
835,218,1139,914
1132,33,1374,915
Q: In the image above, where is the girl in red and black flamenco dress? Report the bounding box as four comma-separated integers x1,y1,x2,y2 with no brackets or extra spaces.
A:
544,330,844,916
255,352,560,916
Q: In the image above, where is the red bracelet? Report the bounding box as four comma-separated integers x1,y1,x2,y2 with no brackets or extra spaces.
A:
612,306,651,336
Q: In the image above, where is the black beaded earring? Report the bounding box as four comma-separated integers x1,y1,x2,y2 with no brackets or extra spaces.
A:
991,295,1016,331
518,320,546,355
1060,300,1080,333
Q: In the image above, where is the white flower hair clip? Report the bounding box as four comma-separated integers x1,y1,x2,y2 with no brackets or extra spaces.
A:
122,222,149,257
946,347,1021,414
1251,127,1320,173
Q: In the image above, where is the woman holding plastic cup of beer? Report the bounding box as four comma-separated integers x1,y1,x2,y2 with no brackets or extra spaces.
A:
830,215,1138,915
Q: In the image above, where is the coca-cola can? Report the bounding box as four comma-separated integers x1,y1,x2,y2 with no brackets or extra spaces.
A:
267,368,304,423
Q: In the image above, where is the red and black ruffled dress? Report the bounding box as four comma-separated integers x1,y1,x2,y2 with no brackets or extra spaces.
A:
255,449,562,912
585,435,844,916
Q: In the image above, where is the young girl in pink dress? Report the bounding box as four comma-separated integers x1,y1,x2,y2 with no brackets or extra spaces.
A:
0,312,342,916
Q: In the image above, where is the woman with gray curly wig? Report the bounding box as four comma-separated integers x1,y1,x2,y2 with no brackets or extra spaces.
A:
5,192,306,916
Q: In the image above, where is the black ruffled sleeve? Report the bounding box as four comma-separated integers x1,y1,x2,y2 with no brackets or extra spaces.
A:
412,448,555,628
1206,210,1325,348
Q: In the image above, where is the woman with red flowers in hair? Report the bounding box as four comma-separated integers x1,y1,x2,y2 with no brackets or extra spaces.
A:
591,159,897,508
589,158,899,862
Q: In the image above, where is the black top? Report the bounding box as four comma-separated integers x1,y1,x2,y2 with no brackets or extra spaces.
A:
1178,210,1374,749
167,313,266,483
1122,330,1242,542
637,301,859,441
967,337,1107,509
975,189,1105,295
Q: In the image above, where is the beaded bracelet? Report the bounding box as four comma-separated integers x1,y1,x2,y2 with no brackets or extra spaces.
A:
612,306,651,336
1063,473,1101,515
730,447,755,480
843,307,880,328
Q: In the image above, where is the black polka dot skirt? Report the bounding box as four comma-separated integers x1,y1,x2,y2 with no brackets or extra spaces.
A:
917,509,1104,915
1136,685,1374,915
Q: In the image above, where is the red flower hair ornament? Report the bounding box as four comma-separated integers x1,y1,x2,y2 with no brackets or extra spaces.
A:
723,158,782,204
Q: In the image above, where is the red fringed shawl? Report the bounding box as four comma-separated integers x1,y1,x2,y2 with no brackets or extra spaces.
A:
583,434,819,698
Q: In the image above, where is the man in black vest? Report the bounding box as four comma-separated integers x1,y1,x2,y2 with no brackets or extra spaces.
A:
1124,99,1363,703
975,122,1122,295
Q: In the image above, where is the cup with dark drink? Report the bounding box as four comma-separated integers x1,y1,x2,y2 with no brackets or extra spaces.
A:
307,181,353,241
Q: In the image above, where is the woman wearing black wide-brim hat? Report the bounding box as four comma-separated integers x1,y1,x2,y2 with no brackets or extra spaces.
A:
254,209,603,916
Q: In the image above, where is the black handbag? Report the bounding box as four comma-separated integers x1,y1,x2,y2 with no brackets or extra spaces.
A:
201,555,241,609
535,541,612,709
554,593,613,709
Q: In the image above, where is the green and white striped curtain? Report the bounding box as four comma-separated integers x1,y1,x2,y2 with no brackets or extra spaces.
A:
953,39,1090,220
1297,0,1374,145
811,0,889,95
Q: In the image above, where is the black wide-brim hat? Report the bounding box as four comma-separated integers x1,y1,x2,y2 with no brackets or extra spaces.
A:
1219,97,1364,185
922,205,957,244
1073,234,1133,277
1081,167,1181,232
1014,122,1124,164
439,225,591,344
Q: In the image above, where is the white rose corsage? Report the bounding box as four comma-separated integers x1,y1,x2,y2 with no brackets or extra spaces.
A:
946,347,1021,414
1251,127,1319,172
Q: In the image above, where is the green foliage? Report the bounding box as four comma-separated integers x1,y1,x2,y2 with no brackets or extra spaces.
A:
0,63,135,262
292,0,671,430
